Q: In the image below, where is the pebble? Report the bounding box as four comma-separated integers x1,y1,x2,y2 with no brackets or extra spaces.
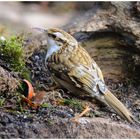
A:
23,115,27,119
79,118,90,125
34,55,40,60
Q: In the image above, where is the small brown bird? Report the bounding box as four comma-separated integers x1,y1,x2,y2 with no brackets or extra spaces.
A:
35,27,135,123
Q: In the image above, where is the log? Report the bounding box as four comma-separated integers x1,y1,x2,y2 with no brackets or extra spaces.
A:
63,2,140,82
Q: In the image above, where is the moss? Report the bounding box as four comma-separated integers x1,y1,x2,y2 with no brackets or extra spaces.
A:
60,99,83,112
20,67,31,81
0,97,5,107
0,36,24,70
0,35,31,80
16,92,24,112
41,103,49,108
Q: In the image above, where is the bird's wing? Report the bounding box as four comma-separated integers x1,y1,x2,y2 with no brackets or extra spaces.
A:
47,45,106,97
67,63,106,96
68,45,104,82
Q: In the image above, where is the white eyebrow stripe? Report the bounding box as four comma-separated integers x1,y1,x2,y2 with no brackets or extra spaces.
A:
54,32,65,38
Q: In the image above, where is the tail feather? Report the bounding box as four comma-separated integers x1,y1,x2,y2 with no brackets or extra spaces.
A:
104,89,134,123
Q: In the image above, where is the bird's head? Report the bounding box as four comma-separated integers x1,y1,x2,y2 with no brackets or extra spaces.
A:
33,27,77,48
34,28,78,61
46,28,77,48
33,27,78,61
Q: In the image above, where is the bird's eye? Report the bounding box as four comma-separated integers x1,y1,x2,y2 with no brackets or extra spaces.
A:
51,34,56,38
58,38,66,44
48,33,56,38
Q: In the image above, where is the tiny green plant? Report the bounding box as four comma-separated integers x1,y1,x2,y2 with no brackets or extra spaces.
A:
0,97,5,107
62,98,83,112
0,36,24,70
41,102,49,108
0,35,30,80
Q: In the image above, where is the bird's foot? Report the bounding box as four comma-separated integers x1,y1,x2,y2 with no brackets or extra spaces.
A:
70,105,90,123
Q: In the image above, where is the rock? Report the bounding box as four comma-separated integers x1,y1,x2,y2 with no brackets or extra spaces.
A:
0,111,140,138
0,66,19,94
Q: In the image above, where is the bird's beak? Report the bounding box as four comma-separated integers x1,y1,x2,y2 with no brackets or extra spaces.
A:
32,27,47,33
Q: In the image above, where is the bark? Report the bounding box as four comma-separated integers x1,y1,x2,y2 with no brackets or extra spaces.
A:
63,2,140,82
0,66,19,94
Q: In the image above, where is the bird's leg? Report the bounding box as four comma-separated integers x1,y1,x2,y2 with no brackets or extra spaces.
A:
70,105,90,123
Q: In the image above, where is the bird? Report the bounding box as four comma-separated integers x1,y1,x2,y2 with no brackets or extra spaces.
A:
34,27,135,123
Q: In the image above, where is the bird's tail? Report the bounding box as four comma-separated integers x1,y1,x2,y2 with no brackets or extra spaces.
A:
103,89,135,123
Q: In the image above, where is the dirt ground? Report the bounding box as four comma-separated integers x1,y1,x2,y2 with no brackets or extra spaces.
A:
1,43,140,138
0,2,140,138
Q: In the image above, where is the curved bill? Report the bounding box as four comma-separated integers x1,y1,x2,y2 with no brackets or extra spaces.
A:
32,27,47,33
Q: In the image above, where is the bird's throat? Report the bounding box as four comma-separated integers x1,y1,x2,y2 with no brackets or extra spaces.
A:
45,37,61,61
45,45,60,61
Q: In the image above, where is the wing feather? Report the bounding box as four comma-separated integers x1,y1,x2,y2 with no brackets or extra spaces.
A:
47,45,106,97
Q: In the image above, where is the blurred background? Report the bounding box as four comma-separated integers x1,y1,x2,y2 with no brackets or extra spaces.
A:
0,1,95,34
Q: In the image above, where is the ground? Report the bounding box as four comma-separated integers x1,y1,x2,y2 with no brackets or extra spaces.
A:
1,45,140,138
0,2,140,138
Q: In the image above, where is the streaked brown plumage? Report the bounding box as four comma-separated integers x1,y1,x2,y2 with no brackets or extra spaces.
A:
36,27,135,123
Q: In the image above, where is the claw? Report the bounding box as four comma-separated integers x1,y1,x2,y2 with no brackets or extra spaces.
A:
70,105,90,123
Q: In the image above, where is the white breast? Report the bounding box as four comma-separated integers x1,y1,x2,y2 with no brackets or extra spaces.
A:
45,37,60,61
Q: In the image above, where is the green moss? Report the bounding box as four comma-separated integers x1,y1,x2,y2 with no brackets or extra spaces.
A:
0,35,30,80
0,36,24,70
20,67,31,81
62,99,83,111
16,92,24,112
41,103,49,108
0,97,5,107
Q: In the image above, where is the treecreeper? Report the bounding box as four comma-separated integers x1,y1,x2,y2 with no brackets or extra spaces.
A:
35,27,136,123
